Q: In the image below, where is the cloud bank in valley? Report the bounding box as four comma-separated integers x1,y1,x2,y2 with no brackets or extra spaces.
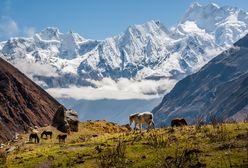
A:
46,78,176,100
14,59,58,78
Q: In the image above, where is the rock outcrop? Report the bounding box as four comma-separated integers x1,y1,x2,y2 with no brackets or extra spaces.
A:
52,106,79,133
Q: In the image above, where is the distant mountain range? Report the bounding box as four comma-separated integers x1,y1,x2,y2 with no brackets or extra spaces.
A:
152,34,248,126
0,56,61,142
0,3,248,91
0,3,248,128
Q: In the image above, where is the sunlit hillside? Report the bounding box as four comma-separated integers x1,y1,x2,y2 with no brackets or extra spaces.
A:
1,120,248,168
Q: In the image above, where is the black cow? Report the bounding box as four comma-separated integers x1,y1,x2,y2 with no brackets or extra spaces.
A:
171,118,188,127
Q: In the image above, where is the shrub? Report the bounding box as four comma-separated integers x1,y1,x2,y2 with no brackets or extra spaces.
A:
0,151,7,165
97,139,127,168
146,132,168,148
205,124,229,143
159,146,205,168
208,113,224,128
193,114,205,131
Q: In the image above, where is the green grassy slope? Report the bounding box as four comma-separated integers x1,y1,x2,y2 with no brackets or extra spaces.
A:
1,121,248,168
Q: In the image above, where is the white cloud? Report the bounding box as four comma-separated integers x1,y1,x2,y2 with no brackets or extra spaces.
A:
0,16,19,38
0,16,36,39
13,59,58,78
23,26,36,37
46,78,176,100
0,0,22,39
205,47,223,58
0,12,35,39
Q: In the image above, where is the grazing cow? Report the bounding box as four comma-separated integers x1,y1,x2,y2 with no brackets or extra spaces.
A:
29,133,40,143
171,118,188,127
41,130,53,139
129,112,155,132
57,134,67,143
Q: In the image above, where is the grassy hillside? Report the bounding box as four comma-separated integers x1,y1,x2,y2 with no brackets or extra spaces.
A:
0,120,248,168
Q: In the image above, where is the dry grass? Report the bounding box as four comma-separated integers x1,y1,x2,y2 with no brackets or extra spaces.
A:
97,138,127,168
1,121,248,168
0,151,7,165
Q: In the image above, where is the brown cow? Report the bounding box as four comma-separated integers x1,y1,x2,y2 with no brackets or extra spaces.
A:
29,133,40,143
57,134,67,143
171,118,187,127
41,130,53,139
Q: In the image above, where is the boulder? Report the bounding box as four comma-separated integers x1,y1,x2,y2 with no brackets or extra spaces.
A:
66,109,79,132
52,106,79,133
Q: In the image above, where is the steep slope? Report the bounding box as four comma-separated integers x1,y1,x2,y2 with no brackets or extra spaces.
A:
0,57,61,142
152,34,248,126
0,3,247,90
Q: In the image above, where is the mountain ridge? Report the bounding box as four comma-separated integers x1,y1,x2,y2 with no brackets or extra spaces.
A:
0,56,61,142
1,3,248,92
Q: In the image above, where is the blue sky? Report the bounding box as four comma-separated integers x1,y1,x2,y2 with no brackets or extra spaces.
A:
0,0,248,40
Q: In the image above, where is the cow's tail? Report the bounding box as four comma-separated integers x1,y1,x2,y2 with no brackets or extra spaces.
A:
151,120,155,128
149,113,154,128
129,118,133,126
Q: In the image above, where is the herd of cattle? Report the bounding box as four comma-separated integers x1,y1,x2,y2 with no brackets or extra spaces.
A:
28,111,187,144
129,111,187,131
29,128,67,144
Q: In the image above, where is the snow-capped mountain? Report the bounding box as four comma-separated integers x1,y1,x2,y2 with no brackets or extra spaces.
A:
0,3,248,91
179,3,248,46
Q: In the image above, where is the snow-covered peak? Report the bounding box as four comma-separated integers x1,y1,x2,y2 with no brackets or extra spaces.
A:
124,20,169,38
182,3,227,31
68,32,86,43
187,2,220,14
183,3,243,28
60,32,81,59
187,2,220,16
189,2,220,10
178,3,248,46
1,3,248,89
189,2,202,9
39,27,61,41
120,20,172,46
127,20,159,30
206,3,220,9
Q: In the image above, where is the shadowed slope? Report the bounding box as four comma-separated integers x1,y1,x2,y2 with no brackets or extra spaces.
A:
152,34,248,126
0,57,61,142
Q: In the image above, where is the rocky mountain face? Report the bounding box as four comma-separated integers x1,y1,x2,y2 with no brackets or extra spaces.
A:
0,57,61,142
152,34,248,126
0,3,248,90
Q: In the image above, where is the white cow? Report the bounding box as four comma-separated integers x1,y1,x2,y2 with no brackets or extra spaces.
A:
129,112,155,131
